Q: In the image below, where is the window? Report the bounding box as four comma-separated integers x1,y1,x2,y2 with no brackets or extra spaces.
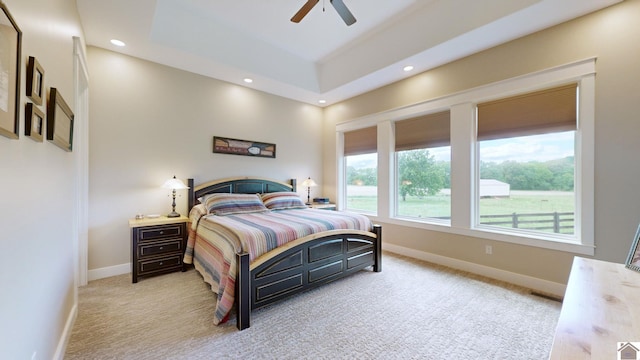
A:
395,111,451,221
476,84,577,237
336,59,595,254
344,126,377,213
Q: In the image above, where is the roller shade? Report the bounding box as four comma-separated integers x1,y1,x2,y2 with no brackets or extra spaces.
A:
344,126,377,156
395,110,450,151
477,84,577,141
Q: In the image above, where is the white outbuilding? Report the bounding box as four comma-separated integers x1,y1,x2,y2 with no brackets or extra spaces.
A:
479,179,510,198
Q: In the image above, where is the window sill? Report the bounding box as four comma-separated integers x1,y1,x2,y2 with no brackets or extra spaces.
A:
370,215,595,256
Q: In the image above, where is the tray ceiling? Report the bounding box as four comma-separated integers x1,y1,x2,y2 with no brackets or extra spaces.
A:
77,0,621,106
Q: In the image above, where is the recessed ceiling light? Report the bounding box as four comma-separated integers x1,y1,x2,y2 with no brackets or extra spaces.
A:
243,78,253,83
318,100,327,104
403,65,414,72
110,39,126,47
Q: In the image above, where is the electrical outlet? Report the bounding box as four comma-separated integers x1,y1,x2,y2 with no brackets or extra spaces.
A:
485,245,492,255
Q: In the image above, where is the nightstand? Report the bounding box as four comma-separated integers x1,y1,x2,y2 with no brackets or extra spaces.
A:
129,215,189,283
309,203,336,210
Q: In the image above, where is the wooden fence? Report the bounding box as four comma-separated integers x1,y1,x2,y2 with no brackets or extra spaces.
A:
480,211,574,234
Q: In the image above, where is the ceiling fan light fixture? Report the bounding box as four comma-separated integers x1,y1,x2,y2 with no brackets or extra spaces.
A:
291,0,356,26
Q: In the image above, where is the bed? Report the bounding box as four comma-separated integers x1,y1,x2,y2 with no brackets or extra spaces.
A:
184,177,382,330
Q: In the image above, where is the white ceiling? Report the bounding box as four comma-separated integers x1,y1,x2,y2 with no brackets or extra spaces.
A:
76,0,621,106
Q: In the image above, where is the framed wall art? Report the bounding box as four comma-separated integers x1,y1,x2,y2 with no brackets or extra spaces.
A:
0,3,22,139
26,56,44,105
47,88,74,152
213,136,276,158
24,103,44,142
625,223,640,273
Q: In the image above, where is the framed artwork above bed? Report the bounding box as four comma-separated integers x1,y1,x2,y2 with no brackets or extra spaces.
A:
213,136,276,158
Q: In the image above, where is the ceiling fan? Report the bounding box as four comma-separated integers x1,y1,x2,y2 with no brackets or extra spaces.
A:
291,0,357,26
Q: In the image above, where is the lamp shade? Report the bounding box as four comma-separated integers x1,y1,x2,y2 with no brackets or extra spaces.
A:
301,177,317,187
162,176,189,190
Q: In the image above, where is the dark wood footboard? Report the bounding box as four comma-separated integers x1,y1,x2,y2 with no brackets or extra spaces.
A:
235,224,382,330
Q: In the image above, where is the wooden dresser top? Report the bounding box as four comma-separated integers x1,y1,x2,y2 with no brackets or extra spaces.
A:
550,257,640,359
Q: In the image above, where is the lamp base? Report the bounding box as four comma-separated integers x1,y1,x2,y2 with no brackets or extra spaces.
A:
167,211,181,218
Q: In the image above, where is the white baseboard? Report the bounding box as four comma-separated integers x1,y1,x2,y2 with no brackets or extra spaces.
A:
383,243,566,297
53,303,77,360
88,263,130,281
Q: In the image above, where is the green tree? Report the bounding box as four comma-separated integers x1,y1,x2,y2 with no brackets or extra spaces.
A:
437,161,451,189
398,149,445,201
346,166,377,186
547,156,574,191
480,156,574,191
480,161,504,181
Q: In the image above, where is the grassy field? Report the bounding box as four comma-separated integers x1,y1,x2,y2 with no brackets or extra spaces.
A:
347,190,575,234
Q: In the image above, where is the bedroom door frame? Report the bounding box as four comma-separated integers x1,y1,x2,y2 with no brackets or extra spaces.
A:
73,37,90,287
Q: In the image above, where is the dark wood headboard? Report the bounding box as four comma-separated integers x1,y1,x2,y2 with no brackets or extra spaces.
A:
187,177,297,210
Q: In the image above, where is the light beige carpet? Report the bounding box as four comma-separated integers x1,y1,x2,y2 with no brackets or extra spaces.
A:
65,252,561,359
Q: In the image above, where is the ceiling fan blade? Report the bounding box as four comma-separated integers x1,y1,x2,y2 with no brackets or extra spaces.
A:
291,0,319,23
330,0,356,26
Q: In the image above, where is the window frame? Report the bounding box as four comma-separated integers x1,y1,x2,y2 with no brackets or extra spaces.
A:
473,84,578,240
336,58,595,256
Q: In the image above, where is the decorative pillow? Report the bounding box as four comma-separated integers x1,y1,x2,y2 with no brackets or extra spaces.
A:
261,192,308,210
202,193,268,215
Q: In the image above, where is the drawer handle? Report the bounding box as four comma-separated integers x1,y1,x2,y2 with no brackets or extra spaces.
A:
160,231,164,235
159,246,164,250
159,262,163,265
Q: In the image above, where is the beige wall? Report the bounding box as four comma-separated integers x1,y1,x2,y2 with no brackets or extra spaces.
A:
323,0,640,284
0,0,85,358
87,47,324,271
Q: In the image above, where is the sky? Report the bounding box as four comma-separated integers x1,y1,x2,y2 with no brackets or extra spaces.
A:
478,131,575,163
348,131,575,168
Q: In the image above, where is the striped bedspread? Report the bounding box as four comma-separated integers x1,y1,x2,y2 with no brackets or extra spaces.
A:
183,206,373,325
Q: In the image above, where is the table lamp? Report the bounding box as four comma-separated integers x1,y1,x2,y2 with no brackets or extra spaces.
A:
301,177,317,205
162,176,189,217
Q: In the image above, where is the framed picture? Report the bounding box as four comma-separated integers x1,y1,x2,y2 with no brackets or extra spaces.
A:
213,136,276,158
625,224,640,272
26,56,44,105
0,3,22,139
47,88,74,152
24,103,44,142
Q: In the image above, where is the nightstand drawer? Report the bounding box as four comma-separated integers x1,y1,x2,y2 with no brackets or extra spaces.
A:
138,254,182,274
137,224,183,240
139,239,183,257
